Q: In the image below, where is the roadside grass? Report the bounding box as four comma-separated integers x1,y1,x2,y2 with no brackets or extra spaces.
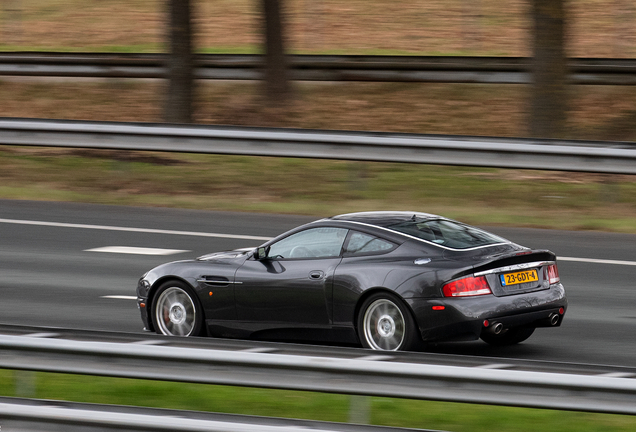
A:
0,44,164,53
0,43,507,56
1,370,635,432
0,146,635,233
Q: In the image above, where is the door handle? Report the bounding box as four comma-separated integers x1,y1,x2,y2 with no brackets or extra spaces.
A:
309,270,325,280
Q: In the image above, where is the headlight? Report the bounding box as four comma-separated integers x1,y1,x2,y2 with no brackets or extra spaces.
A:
137,278,151,298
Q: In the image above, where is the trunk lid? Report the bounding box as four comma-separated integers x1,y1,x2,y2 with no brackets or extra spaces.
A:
470,249,557,297
442,246,558,296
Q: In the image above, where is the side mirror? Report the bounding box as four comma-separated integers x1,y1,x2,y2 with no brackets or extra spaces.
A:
254,246,268,260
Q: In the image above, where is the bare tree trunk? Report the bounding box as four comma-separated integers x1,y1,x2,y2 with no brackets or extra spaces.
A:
165,0,194,123
529,0,568,138
462,0,482,53
262,0,292,106
2,0,23,45
614,0,635,57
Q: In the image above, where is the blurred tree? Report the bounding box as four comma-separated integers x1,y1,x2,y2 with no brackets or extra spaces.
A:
262,0,292,106
529,0,568,138
462,0,482,53
1,0,23,45
165,0,194,123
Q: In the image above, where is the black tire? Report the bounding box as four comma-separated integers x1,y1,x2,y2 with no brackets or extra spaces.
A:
356,292,421,351
480,326,535,346
151,281,204,337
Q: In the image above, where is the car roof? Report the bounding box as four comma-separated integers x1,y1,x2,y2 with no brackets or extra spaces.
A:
325,211,442,228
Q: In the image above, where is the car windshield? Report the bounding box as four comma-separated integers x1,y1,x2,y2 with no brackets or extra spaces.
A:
387,219,507,250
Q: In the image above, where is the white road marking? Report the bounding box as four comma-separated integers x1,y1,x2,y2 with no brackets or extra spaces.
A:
475,364,514,369
86,246,189,255
131,340,167,345
25,332,60,338
0,218,273,241
241,347,276,353
356,355,394,361
560,257,636,266
101,295,137,300
598,372,635,378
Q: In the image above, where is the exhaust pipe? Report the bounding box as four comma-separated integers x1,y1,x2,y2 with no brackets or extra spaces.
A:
549,313,560,326
490,322,504,335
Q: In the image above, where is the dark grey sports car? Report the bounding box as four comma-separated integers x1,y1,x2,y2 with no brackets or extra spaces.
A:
136,211,567,351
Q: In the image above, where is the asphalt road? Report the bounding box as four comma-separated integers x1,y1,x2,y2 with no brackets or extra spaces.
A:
1,199,635,367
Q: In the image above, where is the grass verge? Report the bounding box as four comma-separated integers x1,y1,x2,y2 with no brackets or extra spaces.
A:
2,370,636,432
1,146,635,233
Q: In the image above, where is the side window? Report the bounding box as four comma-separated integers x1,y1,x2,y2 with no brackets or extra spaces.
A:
268,227,348,259
345,231,396,255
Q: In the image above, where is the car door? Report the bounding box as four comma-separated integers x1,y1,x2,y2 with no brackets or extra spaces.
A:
332,230,399,327
234,226,348,328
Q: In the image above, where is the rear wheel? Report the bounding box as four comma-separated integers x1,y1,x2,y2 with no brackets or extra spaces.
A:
357,293,421,351
480,326,535,346
152,281,203,337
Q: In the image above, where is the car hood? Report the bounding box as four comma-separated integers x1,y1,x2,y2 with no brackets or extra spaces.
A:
142,247,254,287
196,247,254,262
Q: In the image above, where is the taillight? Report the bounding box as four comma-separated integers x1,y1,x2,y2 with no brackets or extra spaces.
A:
443,276,492,297
546,264,560,284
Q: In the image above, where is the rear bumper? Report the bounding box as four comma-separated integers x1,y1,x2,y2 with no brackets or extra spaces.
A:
407,283,567,342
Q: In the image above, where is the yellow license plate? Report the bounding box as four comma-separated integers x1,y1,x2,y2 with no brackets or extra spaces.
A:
500,269,539,286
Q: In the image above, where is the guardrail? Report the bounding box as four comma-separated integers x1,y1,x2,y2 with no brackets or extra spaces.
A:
0,396,434,432
0,118,635,174
1,53,636,85
1,334,636,416
6,324,634,431
3,324,635,378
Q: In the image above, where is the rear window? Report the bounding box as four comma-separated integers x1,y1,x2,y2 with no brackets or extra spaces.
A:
387,219,506,250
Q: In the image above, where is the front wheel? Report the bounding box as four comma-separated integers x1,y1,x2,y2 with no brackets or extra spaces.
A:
152,281,203,337
480,326,535,346
357,293,421,351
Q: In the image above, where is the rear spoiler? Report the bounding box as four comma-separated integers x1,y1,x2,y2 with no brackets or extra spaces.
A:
472,250,557,274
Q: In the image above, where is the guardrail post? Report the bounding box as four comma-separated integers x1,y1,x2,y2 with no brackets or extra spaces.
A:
348,395,371,424
14,370,35,397
348,162,369,194
599,174,620,203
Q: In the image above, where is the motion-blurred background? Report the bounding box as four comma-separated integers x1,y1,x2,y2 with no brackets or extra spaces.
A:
0,0,634,233
0,0,635,139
